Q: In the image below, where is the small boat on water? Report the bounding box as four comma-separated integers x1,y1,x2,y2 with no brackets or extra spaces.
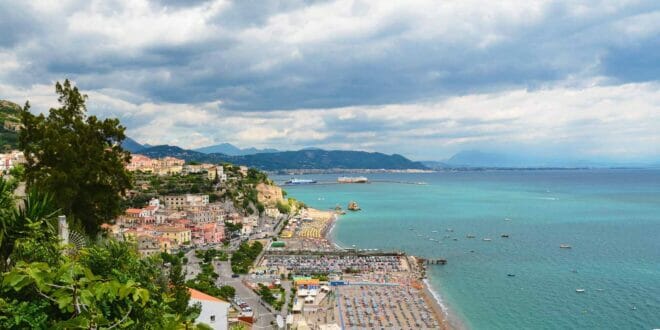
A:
501,234,510,238
466,234,476,238
507,274,516,277
576,289,586,293
446,228,454,232
431,230,438,233
483,238,492,241
560,244,572,249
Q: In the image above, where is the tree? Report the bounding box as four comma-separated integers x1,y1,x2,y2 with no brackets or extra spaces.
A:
0,177,59,271
19,80,132,236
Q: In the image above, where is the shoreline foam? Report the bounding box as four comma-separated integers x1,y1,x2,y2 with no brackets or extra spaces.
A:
423,278,465,330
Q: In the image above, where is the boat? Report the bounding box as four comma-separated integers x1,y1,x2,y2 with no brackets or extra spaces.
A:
560,244,572,249
466,234,476,238
337,176,369,183
285,178,317,185
576,289,586,293
501,234,510,238
446,228,454,232
483,238,492,241
507,274,516,277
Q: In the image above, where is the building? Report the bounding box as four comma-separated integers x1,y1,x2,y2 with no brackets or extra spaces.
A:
126,154,184,175
0,151,25,173
189,288,230,330
137,235,161,257
162,194,209,209
207,166,227,182
155,226,191,245
189,210,213,224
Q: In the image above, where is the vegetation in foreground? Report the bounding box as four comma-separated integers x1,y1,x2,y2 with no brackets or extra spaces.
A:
0,80,209,329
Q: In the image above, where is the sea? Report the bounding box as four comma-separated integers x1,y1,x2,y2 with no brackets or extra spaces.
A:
274,169,660,329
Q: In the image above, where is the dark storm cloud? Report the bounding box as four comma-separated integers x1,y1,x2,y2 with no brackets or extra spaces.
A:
2,1,659,111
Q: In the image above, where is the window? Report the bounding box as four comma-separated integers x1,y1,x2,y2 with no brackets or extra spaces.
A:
210,315,215,323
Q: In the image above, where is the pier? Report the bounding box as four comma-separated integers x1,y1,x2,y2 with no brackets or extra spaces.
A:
426,258,447,265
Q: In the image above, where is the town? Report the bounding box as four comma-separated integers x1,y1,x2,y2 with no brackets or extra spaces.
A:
105,153,445,329
1,143,447,329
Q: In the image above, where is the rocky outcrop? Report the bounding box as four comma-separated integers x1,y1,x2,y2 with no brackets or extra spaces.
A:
256,183,284,207
348,201,361,211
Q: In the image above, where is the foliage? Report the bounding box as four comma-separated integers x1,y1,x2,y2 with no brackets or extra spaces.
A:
0,100,21,152
186,259,234,301
276,200,291,214
8,164,24,181
224,222,243,233
1,238,202,329
257,284,276,305
195,249,228,263
230,241,262,274
0,179,59,272
18,80,132,236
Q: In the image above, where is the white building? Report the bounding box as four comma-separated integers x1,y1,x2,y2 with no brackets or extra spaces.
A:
189,288,230,330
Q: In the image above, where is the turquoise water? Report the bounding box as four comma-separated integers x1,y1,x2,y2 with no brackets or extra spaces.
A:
276,170,660,329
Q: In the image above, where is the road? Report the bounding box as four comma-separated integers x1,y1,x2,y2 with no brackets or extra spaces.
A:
214,260,279,329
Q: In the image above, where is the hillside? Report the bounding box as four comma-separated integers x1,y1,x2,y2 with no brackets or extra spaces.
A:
0,100,22,151
121,136,145,153
139,145,427,170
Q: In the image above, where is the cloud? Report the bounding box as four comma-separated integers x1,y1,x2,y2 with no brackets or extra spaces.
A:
0,0,659,161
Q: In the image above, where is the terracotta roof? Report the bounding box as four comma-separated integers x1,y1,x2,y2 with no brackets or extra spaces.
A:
188,288,227,303
126,208,142,214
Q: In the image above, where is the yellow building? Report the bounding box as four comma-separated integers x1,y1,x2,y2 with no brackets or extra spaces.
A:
156,226,191,245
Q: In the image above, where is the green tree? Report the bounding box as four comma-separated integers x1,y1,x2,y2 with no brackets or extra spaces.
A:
18,80,132,236
0,177,59,271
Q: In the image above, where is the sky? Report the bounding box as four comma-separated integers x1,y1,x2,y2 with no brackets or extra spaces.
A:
0,0,659,162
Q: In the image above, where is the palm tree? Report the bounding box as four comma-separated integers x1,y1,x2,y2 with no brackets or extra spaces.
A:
0,177,60,271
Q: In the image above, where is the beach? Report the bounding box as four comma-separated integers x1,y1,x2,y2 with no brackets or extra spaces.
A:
323,214,456,329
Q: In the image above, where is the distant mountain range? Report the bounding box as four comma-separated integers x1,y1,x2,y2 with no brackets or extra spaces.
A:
137,145,427,170
194,143,279,156
121,137,146,153
422,150,659,169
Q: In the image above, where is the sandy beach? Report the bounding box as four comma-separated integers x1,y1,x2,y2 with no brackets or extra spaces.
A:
323,215,456,329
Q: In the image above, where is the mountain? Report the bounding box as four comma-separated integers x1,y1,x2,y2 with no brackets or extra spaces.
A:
194,143,279,156
121,137,145,153
0,100,22,151
139,145,427,170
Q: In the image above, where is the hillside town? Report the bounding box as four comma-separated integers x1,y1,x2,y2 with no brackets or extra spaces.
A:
0,147,446,329
106,154,445,329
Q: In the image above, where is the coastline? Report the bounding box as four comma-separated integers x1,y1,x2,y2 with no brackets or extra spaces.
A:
423,278,465,330
322,211,459,329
